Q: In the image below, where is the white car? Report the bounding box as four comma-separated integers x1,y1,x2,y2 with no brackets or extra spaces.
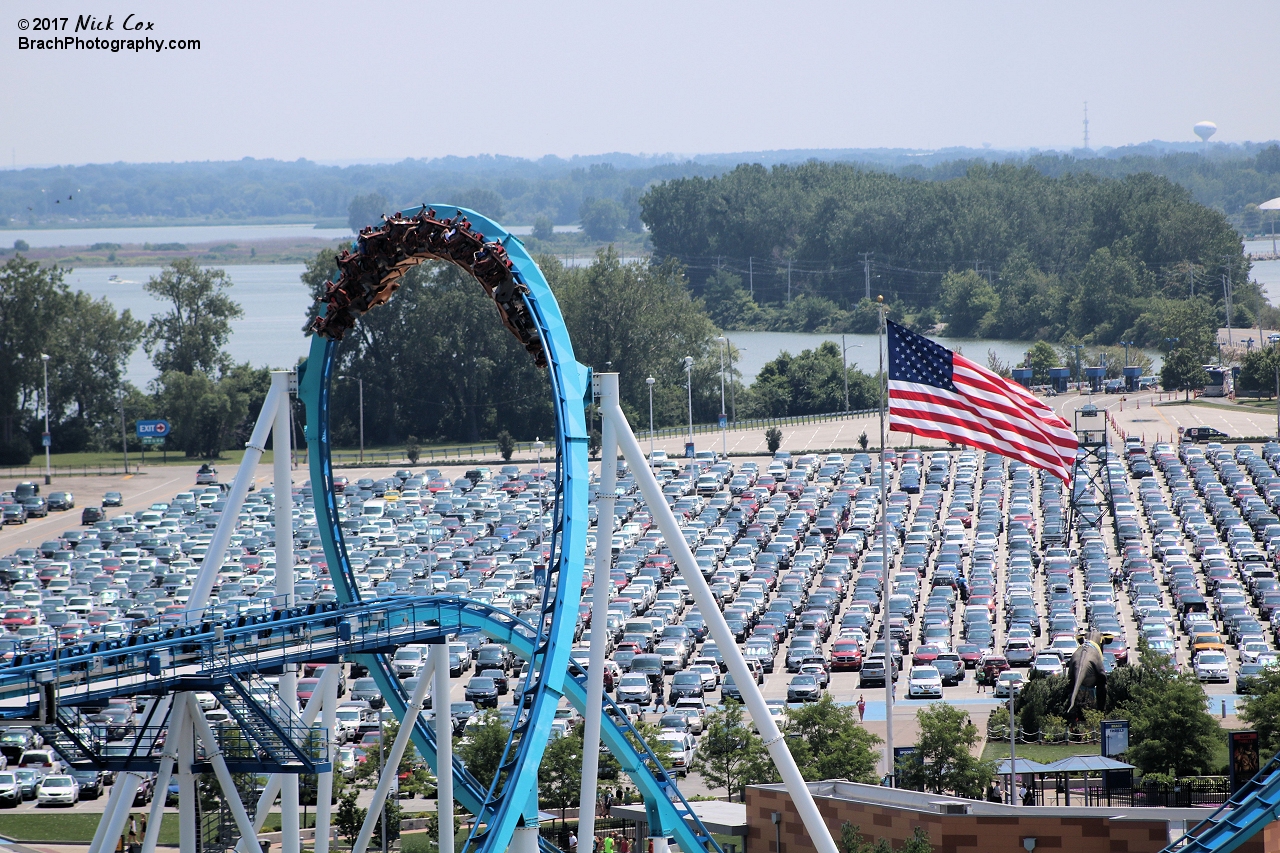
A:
1194,651,1230,683
36,774,79,807
1240,642,1272,665
1032,654,1065,678
657,731,695,776
907,666,943,699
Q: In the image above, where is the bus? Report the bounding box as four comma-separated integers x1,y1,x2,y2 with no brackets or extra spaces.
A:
1203,365,1230,397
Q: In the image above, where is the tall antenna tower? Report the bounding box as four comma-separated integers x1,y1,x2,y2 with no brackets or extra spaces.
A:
1083,102,1089,150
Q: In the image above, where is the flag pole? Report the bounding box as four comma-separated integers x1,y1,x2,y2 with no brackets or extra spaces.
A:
878,296,894,784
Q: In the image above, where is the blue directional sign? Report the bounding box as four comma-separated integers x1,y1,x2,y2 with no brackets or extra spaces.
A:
136,419,170,438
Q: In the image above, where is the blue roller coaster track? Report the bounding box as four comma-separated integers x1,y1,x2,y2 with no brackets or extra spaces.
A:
301,205,720,853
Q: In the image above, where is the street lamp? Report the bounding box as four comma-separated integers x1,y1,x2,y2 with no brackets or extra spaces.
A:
338,375,364,464
715,336,728,459
841,336,864,412
683,356,695,482
1119,341,1134,367
40,354,50,485
646,376,656,463
534,439,545,541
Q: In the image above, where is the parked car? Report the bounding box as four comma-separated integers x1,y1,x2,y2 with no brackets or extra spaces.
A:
35,774,79,807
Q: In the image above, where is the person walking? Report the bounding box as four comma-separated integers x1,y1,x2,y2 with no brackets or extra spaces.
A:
569,831,578,853
856,695,866,721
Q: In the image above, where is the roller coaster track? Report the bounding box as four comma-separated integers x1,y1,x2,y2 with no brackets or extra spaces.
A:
1162,747,1280,853
302,206,719,853
0,205,719,853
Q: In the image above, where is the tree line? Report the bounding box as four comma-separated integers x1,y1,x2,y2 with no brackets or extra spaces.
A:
4,144,1277,234
641,160,1264,352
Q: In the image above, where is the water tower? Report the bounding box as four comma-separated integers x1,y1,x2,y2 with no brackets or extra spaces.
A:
1194,121,1217,151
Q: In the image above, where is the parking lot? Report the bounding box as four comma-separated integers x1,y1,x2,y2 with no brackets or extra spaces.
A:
0,404,1275,805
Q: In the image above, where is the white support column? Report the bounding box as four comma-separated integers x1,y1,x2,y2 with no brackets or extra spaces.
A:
315,661,340,853
511,825,540,853
186,380,285,616
91,774,144,853
178,698,198,853
579,372,617,840
604,398,840,853
187,695,260,852
142,697,189,853
87,766,134,853
272,371,300,853
352,668,433,853
433,644,453,853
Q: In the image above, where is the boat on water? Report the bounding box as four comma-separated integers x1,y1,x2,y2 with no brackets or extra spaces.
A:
107,274,119,282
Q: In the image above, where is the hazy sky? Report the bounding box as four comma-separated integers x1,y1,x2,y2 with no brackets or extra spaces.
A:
4,0,1277,167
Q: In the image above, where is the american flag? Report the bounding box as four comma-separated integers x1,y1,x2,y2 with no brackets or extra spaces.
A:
887,320,1077,482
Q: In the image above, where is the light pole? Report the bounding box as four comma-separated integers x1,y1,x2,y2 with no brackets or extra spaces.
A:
1164,337,1180,401
715,336,728,459
683,356,695,482
534,439,545,542
338,375,364,464
1119,341,1134,367
841,336,864,412
120,392,129,475
646,376,656,463
40,354,50,485
1071,345,1084,391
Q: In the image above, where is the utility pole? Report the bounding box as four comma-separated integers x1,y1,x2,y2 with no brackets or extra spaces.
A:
1223,259,1234,350
787,259,792,303
748,256,753,296
120,394,129,474
861,252,873,301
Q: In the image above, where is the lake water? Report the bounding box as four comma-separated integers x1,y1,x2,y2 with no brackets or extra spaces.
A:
0,221,581,249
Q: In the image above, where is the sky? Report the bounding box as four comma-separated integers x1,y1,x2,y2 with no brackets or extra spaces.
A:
3,0,1277,167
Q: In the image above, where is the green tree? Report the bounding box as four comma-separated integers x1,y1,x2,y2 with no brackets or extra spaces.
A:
532,215,554,241
785,695,882,783
1238,666,1280,758
1026,341,1060,385
47,292,144,451
579,197,627,241
1118,643,1222,777
497,430,515,461
539,727,584,822
455,709,511,792
938,270,998,338
690,701,775,802
335,790,367,848
1235,346,1280,398
701,269,764,330
143,258,244,376
765,427,783,453
1068,244,1155,343
154,363,269,458
550,249,722,428
11,240,28,252
348,192,388,233
744,342,877,418
897,703,993,798
1160,349,1209,397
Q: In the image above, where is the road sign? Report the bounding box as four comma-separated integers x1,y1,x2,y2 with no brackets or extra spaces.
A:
141,436,166,446
41,433,50,447
136,419,170,438
718,414,727,429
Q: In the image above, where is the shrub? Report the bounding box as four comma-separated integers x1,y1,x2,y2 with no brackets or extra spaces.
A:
765,426,783,453
497,430,515,461
405,434,421,465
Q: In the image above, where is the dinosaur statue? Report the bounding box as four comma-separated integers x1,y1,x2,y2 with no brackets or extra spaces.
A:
1066,631,1108,720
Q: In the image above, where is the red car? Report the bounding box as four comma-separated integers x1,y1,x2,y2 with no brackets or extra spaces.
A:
830,639,864,671
912,644,943,666
2,609,36,629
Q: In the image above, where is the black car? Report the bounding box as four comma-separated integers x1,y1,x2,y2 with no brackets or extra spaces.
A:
1183,427,1228,443
102,491,123,507
463,677,499,708
69,769,102,799
46,492,74,511
21,498,47,518
934,654,965,686
668,671,705,704
478,668,508,695
2,505,26,525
